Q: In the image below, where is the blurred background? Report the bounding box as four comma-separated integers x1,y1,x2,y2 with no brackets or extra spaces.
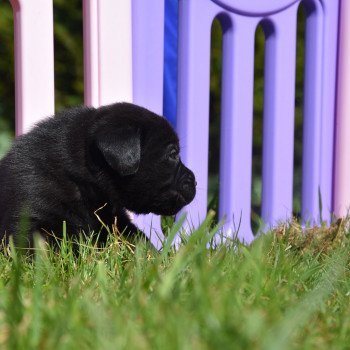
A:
0,0,305,232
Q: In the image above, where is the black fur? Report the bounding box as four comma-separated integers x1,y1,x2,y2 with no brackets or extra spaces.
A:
0,102,196,247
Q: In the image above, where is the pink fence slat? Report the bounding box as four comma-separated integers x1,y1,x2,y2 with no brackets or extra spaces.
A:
316,0,339,222
334,0,350,217
261,6,298,228
98,0,132,105
322,0,340,221
218,15,257,243
177,0,219,231
83,0,133,107
9,0,55,135
83,0,99,107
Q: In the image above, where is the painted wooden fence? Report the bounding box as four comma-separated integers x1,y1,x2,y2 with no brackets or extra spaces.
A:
4,0,350,247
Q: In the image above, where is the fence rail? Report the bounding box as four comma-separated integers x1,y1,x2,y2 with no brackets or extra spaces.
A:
4,0,348,246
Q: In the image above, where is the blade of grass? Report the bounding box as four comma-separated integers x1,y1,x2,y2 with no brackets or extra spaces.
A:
262,247,347,350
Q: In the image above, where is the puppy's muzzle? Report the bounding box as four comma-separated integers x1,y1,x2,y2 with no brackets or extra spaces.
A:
178,169,196,204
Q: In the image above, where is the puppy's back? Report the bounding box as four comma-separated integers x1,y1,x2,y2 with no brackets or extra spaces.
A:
0,106,95,242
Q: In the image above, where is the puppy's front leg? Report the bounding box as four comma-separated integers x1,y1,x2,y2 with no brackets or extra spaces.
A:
115,210,149,244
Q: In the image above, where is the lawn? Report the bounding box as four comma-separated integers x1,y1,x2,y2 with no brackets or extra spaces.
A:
0,214,349,349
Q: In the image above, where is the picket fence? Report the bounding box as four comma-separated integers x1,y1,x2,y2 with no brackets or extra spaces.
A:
4,0,350,248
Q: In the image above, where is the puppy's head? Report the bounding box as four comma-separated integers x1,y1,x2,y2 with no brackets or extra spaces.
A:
92,103,196,216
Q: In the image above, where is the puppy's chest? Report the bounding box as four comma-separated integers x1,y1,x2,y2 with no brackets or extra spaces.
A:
76,188,116,222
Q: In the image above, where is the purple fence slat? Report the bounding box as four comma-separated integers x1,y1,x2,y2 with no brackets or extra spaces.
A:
219,15,257,243
177,0,217,233
177,0,340,242
132,0,165,114
300,0,323,223
83,1,164,249
131,0,165,249
261,7,298,228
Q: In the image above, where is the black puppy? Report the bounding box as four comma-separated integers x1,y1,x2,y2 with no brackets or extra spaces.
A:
0,102,196,247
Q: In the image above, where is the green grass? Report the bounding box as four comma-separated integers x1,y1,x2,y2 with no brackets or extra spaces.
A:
0,215,350,349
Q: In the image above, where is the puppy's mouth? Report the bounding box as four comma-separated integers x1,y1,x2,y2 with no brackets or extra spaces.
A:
125,167,197,216
151,187,196,216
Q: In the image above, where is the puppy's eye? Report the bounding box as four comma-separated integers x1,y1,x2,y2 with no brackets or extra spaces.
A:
168,149,179,161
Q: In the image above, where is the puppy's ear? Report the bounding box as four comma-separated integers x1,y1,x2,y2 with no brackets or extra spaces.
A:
96,127,141,176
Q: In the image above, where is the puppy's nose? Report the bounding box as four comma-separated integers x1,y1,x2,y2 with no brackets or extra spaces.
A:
182,181,193,192
180,173,196,203
182,173,195,188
